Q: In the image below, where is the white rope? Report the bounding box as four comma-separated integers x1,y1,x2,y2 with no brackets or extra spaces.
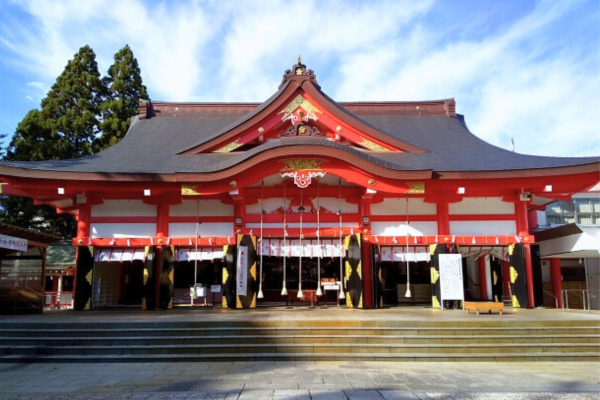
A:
338,178,345,300
405,196,411,298
258,181,264,299
281,179,288,296
297,186,304,298
316,180,322,297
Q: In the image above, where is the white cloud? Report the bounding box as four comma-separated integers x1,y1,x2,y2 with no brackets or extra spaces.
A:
0,0,597,157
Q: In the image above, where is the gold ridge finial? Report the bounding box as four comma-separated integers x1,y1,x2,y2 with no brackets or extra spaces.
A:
298,55,302,64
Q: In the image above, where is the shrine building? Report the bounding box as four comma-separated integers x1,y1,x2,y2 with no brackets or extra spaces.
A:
0,60,598,312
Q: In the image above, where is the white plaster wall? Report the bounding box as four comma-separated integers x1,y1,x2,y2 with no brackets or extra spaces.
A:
371,198,436,215
449,197,514,215
371,221,438,236
309,198,357,214
170,200,234,217
169,222,234,237
91,223,156,238
246,198,289,214
91,200,156,217
450,221,516,236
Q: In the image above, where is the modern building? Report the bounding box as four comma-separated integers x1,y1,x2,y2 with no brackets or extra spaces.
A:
0,61,598,311
531,190,600,310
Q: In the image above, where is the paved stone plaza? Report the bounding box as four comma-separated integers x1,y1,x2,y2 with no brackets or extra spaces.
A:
0,360,598,399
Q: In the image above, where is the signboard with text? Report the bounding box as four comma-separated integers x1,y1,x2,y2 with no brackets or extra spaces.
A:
236,246,248,296
439,253,464,307
0,234,28,252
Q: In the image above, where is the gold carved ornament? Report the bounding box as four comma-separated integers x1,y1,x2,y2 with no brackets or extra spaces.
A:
214,139,242,153
358,137,390,152
405,182,425,194
278,94,322,121
181,185,200,196
279,158,326,172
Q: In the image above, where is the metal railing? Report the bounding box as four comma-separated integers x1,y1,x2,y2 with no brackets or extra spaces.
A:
543,290,559,309
562,289,599,312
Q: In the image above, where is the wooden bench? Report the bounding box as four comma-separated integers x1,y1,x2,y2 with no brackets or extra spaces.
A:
464,301,504,315
286,290,319,306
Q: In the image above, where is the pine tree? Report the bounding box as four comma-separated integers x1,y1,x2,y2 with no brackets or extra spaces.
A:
4,110,55,161
41,45,105,158
97,45,148,150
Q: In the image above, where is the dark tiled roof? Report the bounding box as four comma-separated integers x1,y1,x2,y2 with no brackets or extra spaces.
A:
0,97,598,175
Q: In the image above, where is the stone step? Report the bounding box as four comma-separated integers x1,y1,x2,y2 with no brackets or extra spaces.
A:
1,326,598,338
1,319,598,330
1,352,598,363
1,342,598,356
1,333,598,346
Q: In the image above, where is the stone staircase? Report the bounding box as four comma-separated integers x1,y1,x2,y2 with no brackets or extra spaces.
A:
0,319,598,362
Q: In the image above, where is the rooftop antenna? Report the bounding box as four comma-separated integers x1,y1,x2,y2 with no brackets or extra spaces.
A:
511,137,515,152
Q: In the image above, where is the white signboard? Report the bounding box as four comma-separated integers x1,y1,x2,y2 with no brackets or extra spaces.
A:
236,246,248,296
0,234,27,252
439,254,464,306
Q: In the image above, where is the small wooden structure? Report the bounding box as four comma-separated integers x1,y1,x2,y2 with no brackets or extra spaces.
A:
464,301,504,315
0,223,60,314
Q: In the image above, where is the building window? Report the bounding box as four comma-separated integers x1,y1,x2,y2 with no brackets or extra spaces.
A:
545,198,600,226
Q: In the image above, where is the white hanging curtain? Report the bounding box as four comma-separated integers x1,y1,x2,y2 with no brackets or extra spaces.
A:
176,247,224,261
95,248,147,263
381,246,431,262
258,238,344,258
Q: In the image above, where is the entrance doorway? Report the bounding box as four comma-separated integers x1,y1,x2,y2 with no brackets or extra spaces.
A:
257,256,343,305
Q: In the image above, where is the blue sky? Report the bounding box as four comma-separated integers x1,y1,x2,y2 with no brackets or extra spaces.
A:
0,0,598,157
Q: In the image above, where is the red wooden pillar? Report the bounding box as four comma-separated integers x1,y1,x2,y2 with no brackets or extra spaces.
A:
362,238,373,308
156,202,169,238
232,196,245,233
155,200,170,309
437,201,450,235
549,258,563,308
478,256,488,300
515,200,535,308
76,203,91,239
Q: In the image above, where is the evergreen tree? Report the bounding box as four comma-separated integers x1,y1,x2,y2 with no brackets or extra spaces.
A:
4,110,54,161
41,45,105,158
98,44,148,150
